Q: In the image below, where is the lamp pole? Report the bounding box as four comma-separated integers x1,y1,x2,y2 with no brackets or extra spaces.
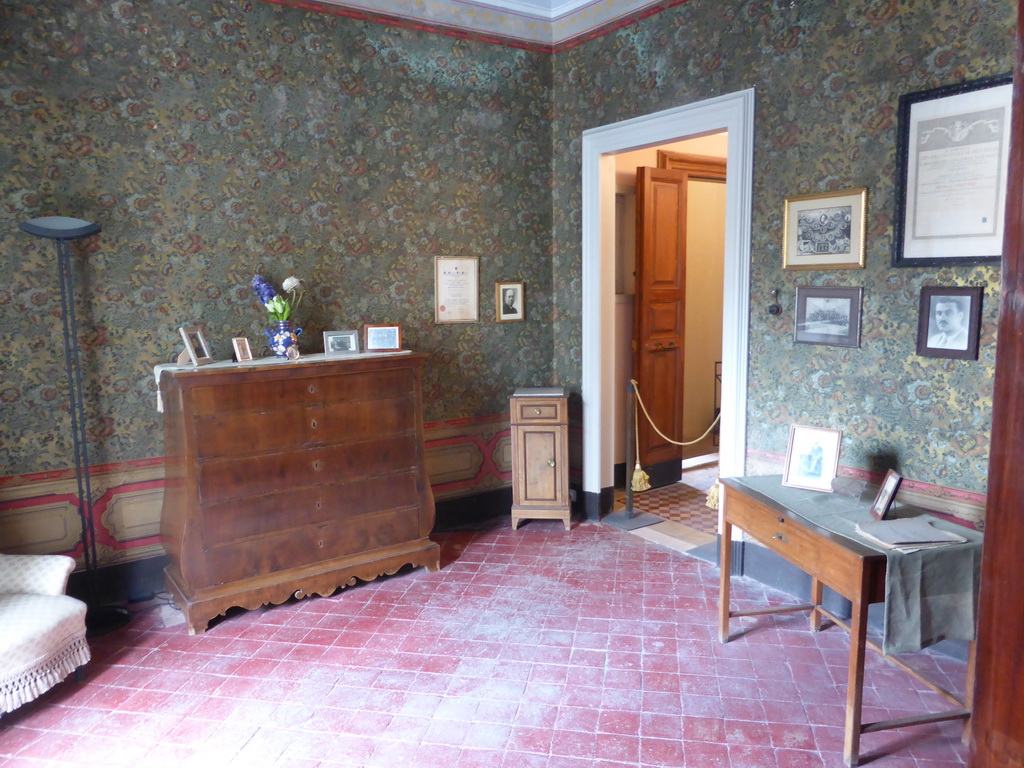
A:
19,216,129,636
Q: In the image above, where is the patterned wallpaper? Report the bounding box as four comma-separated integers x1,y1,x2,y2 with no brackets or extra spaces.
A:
0,1,553,475
0,0,1015,502
550,0,1014,495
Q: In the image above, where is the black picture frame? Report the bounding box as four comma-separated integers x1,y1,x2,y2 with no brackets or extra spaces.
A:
794,286,863,348
916,285,983,360
892,73,1012,267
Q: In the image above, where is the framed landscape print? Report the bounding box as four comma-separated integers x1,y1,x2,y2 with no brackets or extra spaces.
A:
783,188,867,270
794,286,863,348
893,74,1012,267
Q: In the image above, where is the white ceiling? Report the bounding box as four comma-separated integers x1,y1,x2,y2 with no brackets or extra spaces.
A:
311,0,669,47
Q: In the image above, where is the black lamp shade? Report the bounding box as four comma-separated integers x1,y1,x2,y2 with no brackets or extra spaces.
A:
19,216,101,241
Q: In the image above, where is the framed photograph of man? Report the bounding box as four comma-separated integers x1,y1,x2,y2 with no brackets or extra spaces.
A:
794,286,863,347
782,424,843,493
916,286,983,360
496,282,524,322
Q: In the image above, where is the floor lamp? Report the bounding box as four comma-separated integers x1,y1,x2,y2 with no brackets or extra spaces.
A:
19,216,130,636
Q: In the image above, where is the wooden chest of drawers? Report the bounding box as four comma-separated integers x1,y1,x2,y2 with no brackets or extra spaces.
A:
509,389,571,530
159,353,439,634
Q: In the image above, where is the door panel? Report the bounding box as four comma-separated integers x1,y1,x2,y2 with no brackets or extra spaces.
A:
634,166,687,487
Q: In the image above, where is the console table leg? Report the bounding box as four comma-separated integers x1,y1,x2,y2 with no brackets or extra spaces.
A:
843,589,870,766
810,577,824,632
718,520,733,643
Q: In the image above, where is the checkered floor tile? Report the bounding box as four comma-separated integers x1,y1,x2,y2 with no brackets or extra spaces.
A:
616,465,720,535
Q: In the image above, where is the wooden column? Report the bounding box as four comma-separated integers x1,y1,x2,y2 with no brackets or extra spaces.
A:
970,3,1024,765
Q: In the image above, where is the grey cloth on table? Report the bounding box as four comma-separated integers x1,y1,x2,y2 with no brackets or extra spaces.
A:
731,475,983,655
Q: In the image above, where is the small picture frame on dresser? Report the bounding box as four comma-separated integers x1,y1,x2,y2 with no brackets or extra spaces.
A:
179,326,213,366
232,337,253,362
324,330,359,356
365,324,402,352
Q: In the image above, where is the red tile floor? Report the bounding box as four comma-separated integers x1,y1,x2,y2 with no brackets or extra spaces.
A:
0,520,969,768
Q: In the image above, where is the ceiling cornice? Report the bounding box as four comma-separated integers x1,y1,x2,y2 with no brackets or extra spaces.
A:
262,0,687,52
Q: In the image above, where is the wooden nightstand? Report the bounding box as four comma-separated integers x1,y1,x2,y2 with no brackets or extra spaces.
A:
510,387,571,530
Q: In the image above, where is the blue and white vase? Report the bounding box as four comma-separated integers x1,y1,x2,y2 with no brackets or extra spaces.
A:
265,320,303,358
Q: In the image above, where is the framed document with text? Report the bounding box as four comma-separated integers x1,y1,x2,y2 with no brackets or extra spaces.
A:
435,257,479,323
893,74,1012,267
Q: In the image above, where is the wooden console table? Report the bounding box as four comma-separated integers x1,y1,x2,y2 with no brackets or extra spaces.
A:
718,476,978,767
159,352,439,634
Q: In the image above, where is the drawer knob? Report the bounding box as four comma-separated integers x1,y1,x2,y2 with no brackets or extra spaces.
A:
534,408,541,415
311,419,317,429
548,459,556,467
773,533,787,542
777,516,784,524
309,385,316,393
313,461,320,470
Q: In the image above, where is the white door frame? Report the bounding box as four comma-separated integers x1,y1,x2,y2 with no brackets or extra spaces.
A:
581,89,754,502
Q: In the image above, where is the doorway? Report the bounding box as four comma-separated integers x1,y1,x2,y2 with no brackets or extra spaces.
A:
580,89,755,521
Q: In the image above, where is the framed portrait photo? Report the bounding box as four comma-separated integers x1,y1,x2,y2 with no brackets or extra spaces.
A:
495,282,524,322
893,73,1012,267
364,324,402,352
782,424,843,493
783,188,867,270
179,325,213,366
794,286,863,347
231,337,253,362
324,329,359,356
870,469,903,521
916,285,983,360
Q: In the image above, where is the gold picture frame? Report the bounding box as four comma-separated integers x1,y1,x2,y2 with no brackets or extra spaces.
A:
783,188,867,270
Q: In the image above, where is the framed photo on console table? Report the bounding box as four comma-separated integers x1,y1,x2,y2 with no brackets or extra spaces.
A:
893,74,1012,267
365,324,402,352
870,469,903,521
782,424,843,493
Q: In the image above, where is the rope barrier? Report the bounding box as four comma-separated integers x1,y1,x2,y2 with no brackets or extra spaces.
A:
629,378,722,502
630,378,721,447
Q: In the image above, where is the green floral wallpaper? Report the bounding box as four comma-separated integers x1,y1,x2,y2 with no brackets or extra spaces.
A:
550,0,1014,495
1,0,1015,501
0,1,553,474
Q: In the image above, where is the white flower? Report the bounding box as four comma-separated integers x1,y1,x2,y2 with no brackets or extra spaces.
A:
282,276,302,293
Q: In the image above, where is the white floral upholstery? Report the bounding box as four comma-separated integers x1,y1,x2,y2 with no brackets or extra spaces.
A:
0,554,90,715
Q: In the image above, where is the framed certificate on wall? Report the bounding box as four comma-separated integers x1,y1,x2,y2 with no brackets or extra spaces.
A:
435,257,479,323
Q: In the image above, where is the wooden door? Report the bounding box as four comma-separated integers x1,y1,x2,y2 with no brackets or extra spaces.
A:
633,166,687,488
970,3,1024,764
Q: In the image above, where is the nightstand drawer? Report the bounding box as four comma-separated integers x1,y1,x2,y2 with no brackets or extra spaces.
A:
512,398,566,425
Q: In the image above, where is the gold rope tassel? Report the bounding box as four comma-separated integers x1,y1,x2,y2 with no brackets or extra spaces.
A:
630,386,651,492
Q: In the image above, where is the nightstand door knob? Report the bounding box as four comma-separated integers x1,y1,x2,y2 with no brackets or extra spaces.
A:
548,459,556,467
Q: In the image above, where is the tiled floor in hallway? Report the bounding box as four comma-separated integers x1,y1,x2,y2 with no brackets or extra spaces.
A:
0,519,969,767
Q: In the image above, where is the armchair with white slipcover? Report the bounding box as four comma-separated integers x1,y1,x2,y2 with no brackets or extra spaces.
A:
0,554,91,715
